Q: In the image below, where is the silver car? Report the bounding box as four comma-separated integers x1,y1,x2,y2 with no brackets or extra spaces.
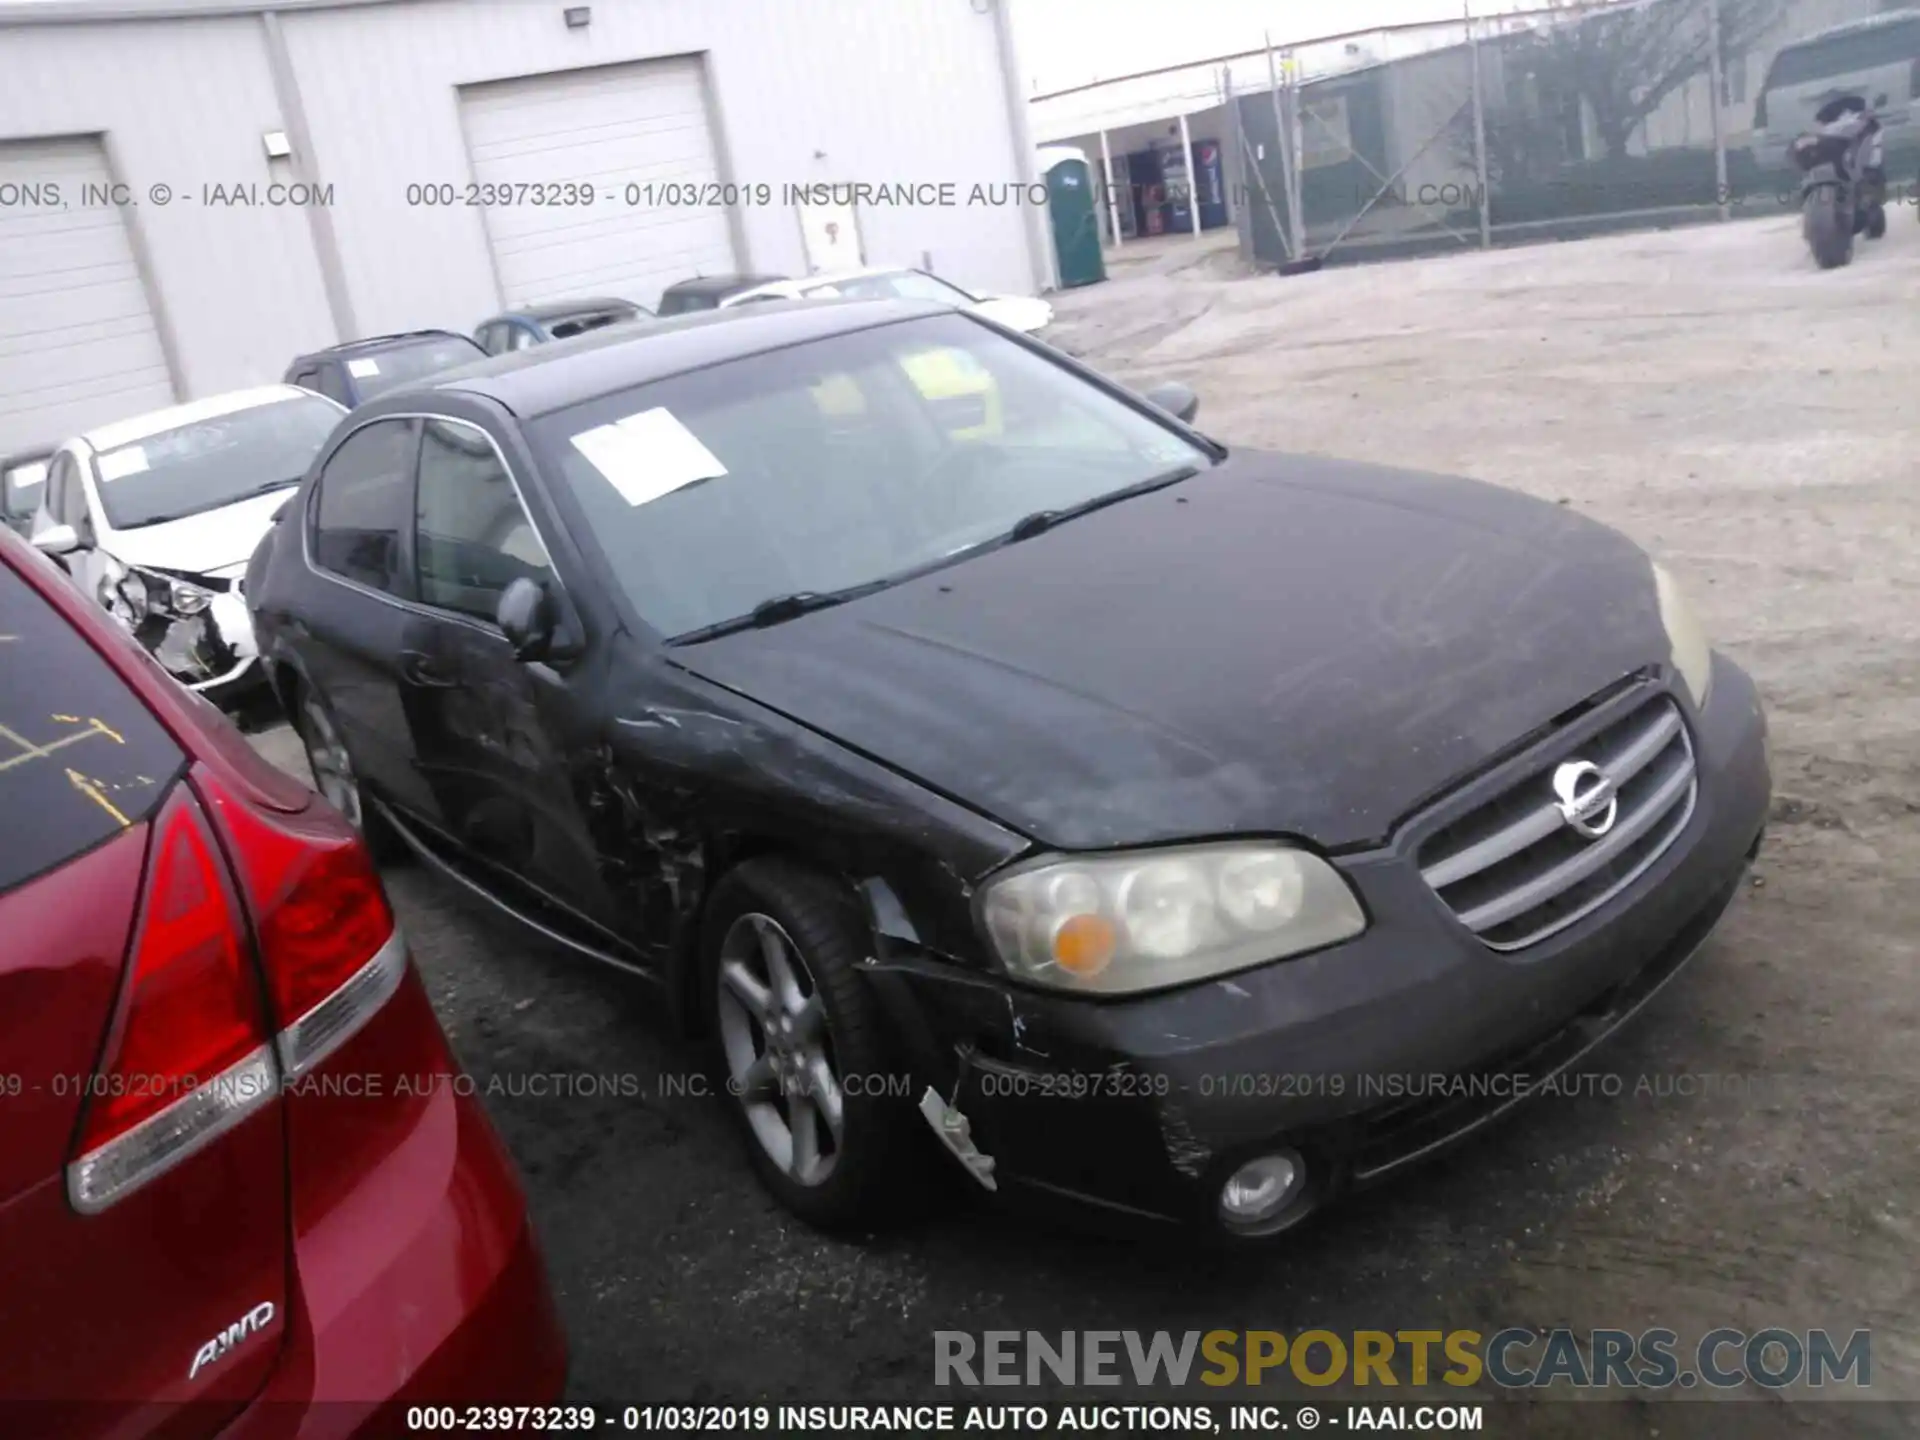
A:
1752,10,1920,171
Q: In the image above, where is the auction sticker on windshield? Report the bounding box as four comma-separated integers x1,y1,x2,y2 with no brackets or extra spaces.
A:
569,407,729,508
346,358,381,378
96,446,149,482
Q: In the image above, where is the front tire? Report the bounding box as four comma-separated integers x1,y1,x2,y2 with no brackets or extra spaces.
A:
291,679,407,864
1866,203,1887,239
704,859,916,1231
1803,185,1853,268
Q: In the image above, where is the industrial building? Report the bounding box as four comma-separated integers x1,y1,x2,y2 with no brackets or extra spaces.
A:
0,0,1050,454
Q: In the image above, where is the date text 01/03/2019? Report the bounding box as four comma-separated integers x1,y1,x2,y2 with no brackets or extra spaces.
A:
401,180,1056,208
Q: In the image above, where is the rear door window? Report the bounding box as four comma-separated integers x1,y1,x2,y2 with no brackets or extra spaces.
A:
0,558,184,893
311,418,420,596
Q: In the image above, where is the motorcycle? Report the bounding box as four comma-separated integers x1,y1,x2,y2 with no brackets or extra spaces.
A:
1790,94,1887,270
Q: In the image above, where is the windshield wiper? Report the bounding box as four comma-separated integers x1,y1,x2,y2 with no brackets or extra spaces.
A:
1003,464,1202,544
115,477,306,531
668,578,895,645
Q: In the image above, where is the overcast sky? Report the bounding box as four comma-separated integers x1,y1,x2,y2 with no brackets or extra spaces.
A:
1016,0,1540,93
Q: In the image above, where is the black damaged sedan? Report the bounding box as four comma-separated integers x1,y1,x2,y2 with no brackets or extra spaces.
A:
245,298,1770,1240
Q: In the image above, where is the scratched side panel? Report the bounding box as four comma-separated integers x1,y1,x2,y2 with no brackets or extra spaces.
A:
586,650,1031,969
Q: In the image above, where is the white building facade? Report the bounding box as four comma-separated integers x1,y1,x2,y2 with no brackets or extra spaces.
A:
0,0,1050,453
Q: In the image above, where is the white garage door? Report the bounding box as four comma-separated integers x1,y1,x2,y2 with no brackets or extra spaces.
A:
462,58,739,313
0,137,174,454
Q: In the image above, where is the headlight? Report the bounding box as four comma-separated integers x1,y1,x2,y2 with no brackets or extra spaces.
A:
167,578,214,615
978,842,1367,995
1652,561,1713,710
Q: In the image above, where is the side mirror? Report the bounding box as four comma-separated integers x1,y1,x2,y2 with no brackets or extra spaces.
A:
31,523,80,557
1144,381,1200,425
496,576,556,662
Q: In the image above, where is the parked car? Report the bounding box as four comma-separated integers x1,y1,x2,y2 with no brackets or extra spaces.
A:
655,273,788,316
720,265,1054,334
244,298,1770,1241
2,446,51,537
28,385,347,707
284,330,486,409
474,297,651,355
0,524,565,1437
1751,8,1920,173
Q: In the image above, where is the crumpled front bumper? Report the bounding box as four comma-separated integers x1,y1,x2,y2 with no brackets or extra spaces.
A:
137,590,262,699
867,656,1771,1237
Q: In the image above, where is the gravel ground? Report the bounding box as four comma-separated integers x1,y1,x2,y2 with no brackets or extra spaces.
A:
250,214,1919,1436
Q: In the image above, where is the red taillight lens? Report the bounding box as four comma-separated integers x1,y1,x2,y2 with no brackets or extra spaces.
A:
258,840,393,1025
69,788,277,1212
195,768,403,1078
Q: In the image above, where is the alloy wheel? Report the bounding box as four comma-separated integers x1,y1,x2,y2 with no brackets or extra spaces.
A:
715,912,844,1187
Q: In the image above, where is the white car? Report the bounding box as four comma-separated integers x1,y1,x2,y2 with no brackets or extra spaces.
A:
717,265,1055,334
30,384,346,704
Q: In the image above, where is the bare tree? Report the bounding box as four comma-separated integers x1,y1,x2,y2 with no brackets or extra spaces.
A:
1497,0,1787,161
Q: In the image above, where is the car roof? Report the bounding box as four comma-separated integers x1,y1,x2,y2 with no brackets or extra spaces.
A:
79,384,323,452
506,298,640,323
298,329,480,361
416,296,951,419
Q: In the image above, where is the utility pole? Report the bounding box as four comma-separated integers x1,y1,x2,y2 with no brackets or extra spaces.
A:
1706,0,1732,221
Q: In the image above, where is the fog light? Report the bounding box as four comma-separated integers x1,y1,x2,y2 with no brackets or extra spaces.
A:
1219,1150,1306,1228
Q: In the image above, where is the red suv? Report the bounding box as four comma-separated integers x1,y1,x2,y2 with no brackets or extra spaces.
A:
0,528,566,1437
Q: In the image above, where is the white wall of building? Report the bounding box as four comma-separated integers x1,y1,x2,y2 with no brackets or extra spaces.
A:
0,14,340,423
0,0,1044,450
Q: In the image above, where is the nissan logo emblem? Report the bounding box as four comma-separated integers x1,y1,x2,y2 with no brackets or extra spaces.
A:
1551,759,1619,839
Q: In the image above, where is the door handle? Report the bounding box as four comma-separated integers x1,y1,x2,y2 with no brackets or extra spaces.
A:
399,653,457,688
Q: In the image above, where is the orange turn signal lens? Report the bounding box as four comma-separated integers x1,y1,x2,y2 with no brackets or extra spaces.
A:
1051,913,1117,976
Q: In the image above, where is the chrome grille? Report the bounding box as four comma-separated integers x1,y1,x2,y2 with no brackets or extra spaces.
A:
1418,692,1697,951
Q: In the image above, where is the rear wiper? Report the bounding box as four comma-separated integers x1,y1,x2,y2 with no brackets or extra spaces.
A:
1001,463,1203,545
668,578,893,645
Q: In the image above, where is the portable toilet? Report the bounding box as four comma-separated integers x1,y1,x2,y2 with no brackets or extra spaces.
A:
1038,146,1105,289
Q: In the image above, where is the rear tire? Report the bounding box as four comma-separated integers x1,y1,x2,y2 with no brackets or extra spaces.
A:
290,678,408,865
1803,186,1853,269
703,858,918,1232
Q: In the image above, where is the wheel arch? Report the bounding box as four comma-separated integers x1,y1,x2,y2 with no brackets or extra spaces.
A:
671,834,875,1039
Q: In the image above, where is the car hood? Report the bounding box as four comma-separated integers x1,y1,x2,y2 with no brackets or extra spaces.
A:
673,452,1673,853
970,295,1054,334
101,488,297,579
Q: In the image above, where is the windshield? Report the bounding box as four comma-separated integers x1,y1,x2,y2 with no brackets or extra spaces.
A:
350,336,485,397
550,307,639,339
2,459,46,519
657,289,720,316
91,393,344,530
808,271,977,305
527,312,1213,638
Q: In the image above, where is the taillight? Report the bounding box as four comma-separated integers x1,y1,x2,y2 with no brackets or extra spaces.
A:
1754,91,1767,130
68,788,278,1214
66,768,407,1214
194,767,404,1080
1910,58,1919,100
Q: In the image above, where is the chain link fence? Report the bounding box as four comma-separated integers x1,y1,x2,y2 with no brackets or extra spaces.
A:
1217,0,1916,271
